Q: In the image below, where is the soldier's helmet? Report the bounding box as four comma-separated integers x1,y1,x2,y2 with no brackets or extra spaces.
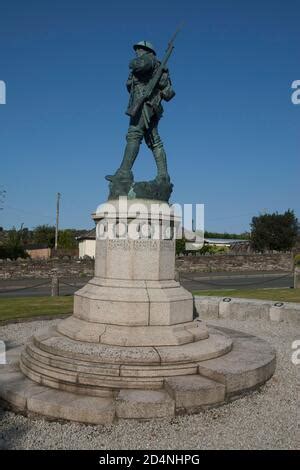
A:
133,41,156,55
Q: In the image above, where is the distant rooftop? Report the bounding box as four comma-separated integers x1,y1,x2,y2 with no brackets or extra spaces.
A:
204,238,249,244
76,228,96,240
76,229,249,245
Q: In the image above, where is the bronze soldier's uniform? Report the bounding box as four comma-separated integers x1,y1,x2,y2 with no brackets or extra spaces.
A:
106,41,175,183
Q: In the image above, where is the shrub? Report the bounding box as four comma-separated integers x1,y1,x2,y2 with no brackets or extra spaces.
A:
294,254,300,266
199,244,228,255
0,226,29,260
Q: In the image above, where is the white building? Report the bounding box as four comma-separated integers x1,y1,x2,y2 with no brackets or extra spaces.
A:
77,229,96,259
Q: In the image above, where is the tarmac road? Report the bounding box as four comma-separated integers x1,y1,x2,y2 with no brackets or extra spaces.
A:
180,271,293,292
0,271,293,298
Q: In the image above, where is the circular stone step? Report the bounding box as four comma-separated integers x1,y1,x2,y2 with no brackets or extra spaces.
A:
57,316,208,346
32,327,232,366
0,325,276,423
19,327,233,392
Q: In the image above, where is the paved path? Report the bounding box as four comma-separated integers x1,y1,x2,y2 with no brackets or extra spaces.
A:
0,317,297,449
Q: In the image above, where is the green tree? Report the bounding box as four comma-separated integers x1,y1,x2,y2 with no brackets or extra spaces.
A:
0,225,28,259
251,210,298,252
20,227,32,245
204,231,250,240
176,237,187,255
33,225,56,248
58,229,77,249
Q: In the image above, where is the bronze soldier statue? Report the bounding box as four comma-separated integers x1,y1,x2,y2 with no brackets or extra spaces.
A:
106,30,179,201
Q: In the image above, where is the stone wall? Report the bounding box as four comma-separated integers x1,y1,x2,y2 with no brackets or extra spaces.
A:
0,252,293,280
0,258,94,280
176,252,293,273
25,247,51,260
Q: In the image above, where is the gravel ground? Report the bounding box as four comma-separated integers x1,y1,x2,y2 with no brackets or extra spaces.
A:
0,318,299,450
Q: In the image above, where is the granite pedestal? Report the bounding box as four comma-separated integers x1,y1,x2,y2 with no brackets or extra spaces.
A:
0,200,276,423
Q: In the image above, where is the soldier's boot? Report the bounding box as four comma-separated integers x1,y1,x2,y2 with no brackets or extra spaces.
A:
105,127,143,182
151,140,170,183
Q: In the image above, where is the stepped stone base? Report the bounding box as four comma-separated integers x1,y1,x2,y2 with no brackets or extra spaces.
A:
18,325,232,391
0,325,276,424
0,200,277,423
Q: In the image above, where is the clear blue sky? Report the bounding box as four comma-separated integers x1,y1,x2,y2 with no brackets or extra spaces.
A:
0,0,299,233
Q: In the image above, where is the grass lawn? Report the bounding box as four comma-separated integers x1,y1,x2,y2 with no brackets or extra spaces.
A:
1,289,299,323
0,296,73,322
193,288,300,303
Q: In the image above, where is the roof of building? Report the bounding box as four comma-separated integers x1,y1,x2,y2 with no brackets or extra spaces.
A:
204,238,249,244
25,244,49,250
76,228,96,241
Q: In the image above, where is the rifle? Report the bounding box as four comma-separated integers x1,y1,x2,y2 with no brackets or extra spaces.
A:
126,26,181,119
